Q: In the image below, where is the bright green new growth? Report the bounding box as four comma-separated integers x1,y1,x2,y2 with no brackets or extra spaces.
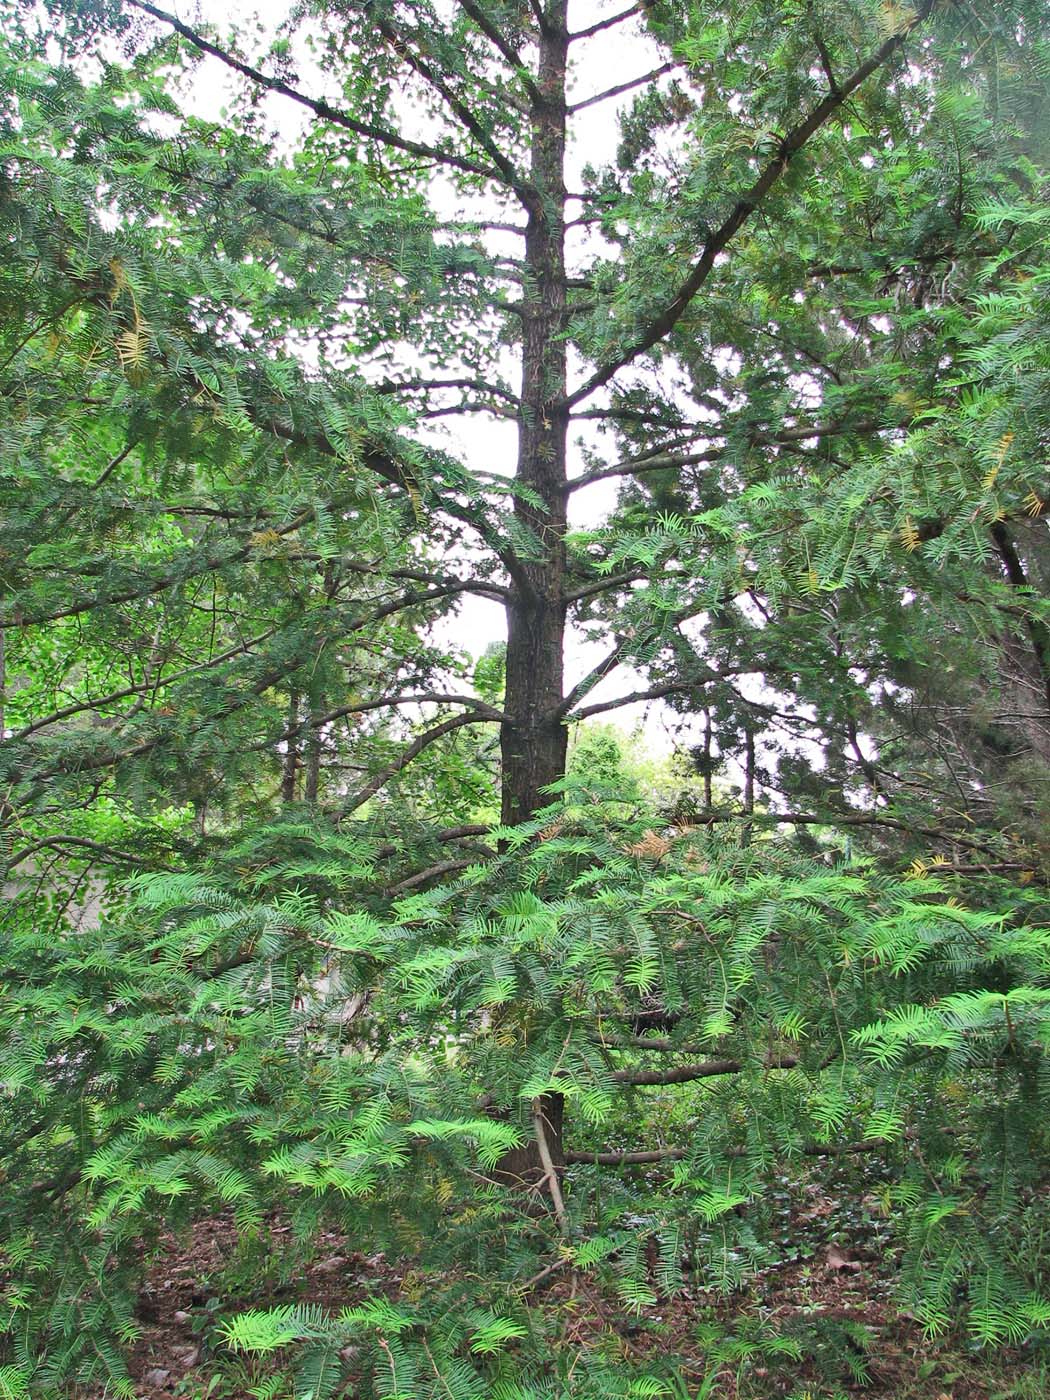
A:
5,782,1050,1393
2,0,1050,1395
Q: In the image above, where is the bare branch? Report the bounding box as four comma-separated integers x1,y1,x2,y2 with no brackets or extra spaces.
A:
532,1097,569,1233
568,3,643,42
372,824,493,860
565,1138,879,1165
385,857,478,895
570,447,722,492
556,600,713,718
557,637,631,718
7,835,177,872
568,418,878,493
375,376,520,406
335,558,509,603
567,61,677,113
572,676,718,721
280,692,507,743
566,1147,685,1164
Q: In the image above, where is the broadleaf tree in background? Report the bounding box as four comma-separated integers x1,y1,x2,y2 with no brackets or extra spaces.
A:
2,0,1050,1395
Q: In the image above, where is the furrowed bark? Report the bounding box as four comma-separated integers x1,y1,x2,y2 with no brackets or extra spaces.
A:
495,0,571,1187
500,0,570,828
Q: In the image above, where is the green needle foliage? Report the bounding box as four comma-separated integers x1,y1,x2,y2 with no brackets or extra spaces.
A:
1,0,1050,1395
5,778,1050,1393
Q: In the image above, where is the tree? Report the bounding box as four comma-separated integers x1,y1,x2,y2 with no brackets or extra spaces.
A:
3,1,1050,1395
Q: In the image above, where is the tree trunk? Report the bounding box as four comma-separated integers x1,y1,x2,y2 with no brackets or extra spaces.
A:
500,1,569,830
496,1,570,1180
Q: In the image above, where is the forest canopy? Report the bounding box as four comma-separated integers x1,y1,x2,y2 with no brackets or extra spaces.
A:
2,0,1050,1396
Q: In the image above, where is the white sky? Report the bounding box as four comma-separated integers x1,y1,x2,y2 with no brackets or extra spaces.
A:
93,1,835,786
166,0,702,748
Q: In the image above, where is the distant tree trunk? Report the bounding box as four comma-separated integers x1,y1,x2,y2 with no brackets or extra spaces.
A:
702,708,713,812
742,727,755,846
281,691,300,804
304,698,323,804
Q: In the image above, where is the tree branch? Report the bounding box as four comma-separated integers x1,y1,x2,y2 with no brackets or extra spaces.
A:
567,62,677,113
373,15,534,206
279,692,507,743
562,3,935,409
6,835,178,872
610,1054,798,1086
568,3,643,42
3,510,314,628
375,376,520,406
127,0,518,190
455,0,542,105
532,1097,569,1232
567,420,873,493
565,1138,878,1165
372,824,493,860
338,712,495,816
571,676,718,721
385,857,478,895
556,601,715,718
566,1147,685,1164
9,627,278,742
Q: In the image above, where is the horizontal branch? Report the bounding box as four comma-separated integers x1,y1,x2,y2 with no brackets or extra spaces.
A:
280,691,507,743
568,418,879,493
384,856,479,895
332,556,509,604
373,824,493,860
375,376,520,405
572,676,718,721
565,1138,878,1166
565,1147,685,1164
610,1054,798,1086
19,588,469,791
8,626,278,742
3,510,313,629
7,834,177,873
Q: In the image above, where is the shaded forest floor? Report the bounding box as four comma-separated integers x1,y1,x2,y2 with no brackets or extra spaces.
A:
84,1195,1047,1400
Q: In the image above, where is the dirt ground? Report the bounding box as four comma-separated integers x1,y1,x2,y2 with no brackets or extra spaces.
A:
105,1197,1046,1400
